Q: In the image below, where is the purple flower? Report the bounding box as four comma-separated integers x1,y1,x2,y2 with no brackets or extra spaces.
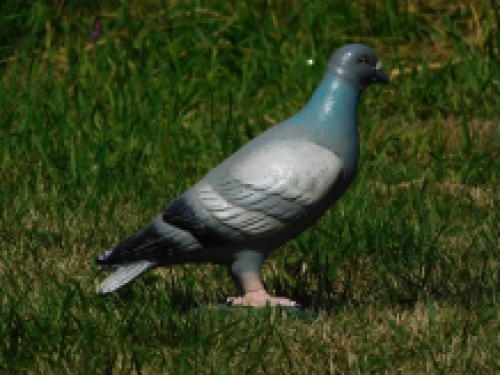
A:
91,19,103,41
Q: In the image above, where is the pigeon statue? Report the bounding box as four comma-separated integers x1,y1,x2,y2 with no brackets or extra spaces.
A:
97,43,389,308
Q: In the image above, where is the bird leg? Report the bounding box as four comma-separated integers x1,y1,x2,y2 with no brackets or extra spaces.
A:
227,251,301,308
226,289,300,308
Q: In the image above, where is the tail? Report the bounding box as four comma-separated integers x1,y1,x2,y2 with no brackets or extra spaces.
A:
96,215,201,294
96,224,157,268
97,260,154,294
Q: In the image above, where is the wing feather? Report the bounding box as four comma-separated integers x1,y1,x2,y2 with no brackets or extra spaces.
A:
195,140,342,238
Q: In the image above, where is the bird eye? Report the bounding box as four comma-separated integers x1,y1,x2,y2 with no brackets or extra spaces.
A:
358,56,369,65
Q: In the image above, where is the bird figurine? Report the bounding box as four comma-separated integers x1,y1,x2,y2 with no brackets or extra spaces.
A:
96,43,389,308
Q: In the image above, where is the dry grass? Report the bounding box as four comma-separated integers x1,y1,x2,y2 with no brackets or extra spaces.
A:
1,0,499,373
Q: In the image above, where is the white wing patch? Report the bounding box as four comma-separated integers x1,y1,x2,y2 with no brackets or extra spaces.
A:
196,140,342,237
197,185,283,235
233,141,341,206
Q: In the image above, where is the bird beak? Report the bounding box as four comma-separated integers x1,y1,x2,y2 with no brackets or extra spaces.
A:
373,61,389,84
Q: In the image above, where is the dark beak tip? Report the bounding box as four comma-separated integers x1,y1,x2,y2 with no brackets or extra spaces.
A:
375,69,390,85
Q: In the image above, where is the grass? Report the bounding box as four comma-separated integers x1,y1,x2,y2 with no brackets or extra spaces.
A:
1,0,499,373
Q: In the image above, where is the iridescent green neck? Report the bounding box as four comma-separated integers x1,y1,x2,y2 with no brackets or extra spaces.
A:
287,75,360,137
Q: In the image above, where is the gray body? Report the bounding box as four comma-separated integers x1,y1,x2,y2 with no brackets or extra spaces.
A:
96,44,389,297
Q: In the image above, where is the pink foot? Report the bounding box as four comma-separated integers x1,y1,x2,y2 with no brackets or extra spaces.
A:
226,290,302,308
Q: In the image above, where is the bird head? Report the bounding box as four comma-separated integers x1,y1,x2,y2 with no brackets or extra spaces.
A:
326,44,389,90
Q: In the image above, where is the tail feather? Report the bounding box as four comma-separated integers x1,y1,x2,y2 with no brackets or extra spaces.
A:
96,225,156,267
97,260,154,294
96,220,189,268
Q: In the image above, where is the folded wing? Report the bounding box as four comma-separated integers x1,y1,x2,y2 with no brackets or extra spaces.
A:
195,140,343,239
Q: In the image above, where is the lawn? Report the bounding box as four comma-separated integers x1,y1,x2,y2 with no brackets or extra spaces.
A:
1,0,499,373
